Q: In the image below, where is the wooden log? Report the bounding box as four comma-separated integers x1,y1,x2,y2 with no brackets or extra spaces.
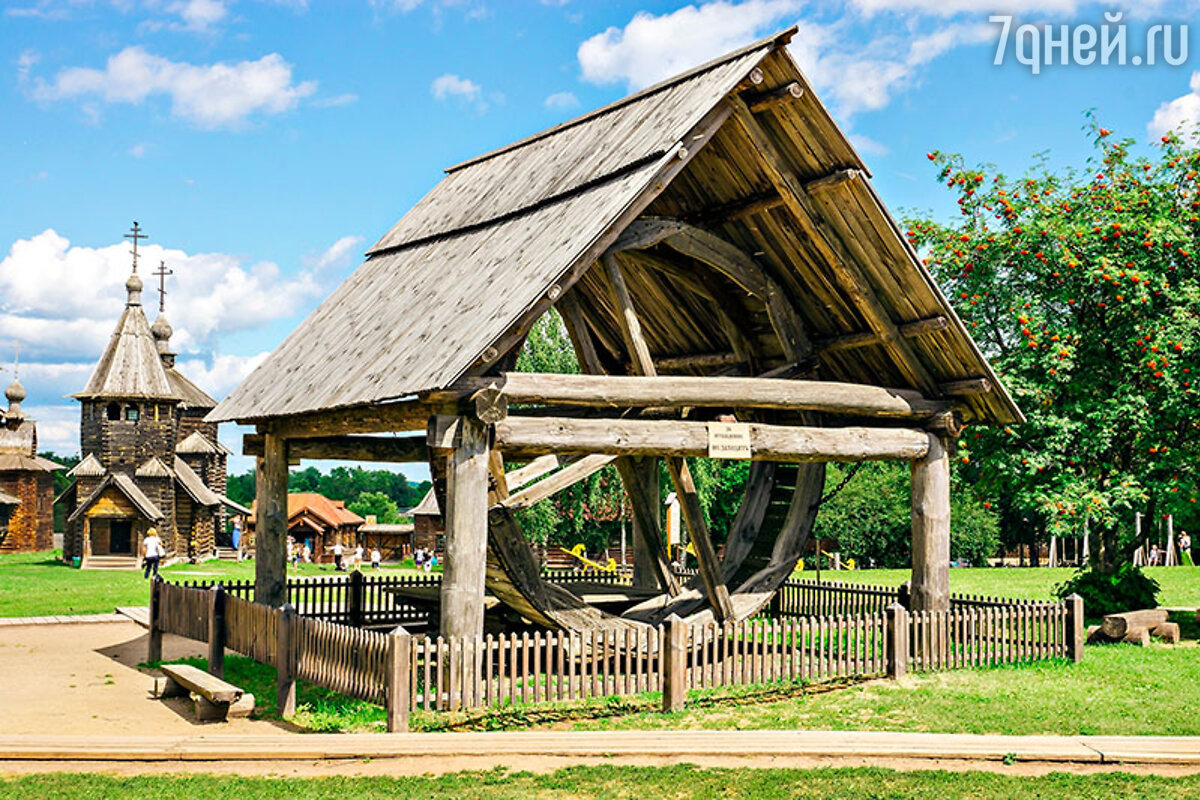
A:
502,454,577,491
437,416,490,640
1101,609,1169,639
243,434,427,462
207,585,226,679
662,615,687,712
433,373,949,421
910,434,950,612
1065,593,1084,663
665,458,733,622
745,81,804,113
1122,627,1151,646
652,352,741,371
940,378,992,396
1152,621,1181,643
815,316,950,355
255,432,289,608
385,626,412,732
690,192,783,227
266,400,451,439
496,454,617,512
603,253,656,376
491,416,931,463
276,604,297,717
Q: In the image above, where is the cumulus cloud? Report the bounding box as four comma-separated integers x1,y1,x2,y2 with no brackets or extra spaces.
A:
32,46,317,129
308,235,364,273
164,0,230,32
544,90,580,111
1149,70,1200,142
577,1,994,119
431,73,481,101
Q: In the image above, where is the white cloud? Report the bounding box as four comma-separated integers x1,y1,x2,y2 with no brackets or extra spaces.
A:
431,73,481,101
544,90,579,110
176,352,270,399
1149,70,1200,142
17,49,39,84
308,235,364,272
129,142,147,157
166,0,229,32
849,132,889,156
578,0,802,91
369,0,424,11
33,46,317,130
312,92,358,108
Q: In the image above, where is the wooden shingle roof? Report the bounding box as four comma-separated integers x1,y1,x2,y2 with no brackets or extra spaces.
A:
211,28,1020,426
75,293,177,401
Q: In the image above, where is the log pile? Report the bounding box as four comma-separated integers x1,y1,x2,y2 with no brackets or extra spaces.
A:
1086,609,1179,646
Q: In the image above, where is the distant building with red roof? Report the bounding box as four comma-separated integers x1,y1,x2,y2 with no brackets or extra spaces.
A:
249,492,365,564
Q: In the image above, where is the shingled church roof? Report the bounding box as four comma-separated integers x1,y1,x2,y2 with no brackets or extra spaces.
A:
75,273,178,401
211,27,1021,426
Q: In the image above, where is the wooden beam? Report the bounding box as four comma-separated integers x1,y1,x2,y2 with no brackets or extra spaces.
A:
437,416,490,640
665,457,734,622
939,377,992,396
653,352,741,371
492,416,932,463
433,373,949,421
603,253,656,376
910,433,951,612
497,454,617,512
690,192,783,228
267,399,449,439
728,96,940,396
243,434,427,462
815,315,951,356
503,454,578,491
804,168,862,195
254,433,288,608
744,81,804,113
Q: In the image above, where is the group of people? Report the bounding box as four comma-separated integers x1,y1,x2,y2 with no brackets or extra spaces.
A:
1148,531,1194,566
413,547,438,573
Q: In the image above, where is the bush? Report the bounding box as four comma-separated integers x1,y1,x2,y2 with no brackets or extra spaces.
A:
1054,563,1160,617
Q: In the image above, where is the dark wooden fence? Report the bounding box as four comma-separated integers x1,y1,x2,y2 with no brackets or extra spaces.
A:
150,578,1084,732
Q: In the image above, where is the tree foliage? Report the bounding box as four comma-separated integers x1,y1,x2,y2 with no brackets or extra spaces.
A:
225,465,430,513
348,491,403,524
906,116,1200,566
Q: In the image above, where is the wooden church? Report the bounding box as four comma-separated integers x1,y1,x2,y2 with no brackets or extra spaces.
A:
0,368,59,553
58,226,247,568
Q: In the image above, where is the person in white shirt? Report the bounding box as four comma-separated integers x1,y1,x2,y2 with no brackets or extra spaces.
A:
332,541,345,571
370,548,382,570
142,527,164,579
354,544,364,568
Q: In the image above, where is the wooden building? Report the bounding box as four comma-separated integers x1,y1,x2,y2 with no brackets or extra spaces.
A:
0,377,58,553
410,489,442,554
360,517,416,562
212,29,1021,640
248,493,364,563
58,238,246,568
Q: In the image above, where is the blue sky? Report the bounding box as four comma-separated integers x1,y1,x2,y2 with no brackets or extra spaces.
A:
2,0,1199,479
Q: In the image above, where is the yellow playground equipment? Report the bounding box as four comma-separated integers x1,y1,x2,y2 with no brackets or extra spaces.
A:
561,543,618,574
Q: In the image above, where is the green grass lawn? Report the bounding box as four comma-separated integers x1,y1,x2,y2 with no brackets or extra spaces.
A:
3,766,1200,799
794,565,1200,608
0,550,434,617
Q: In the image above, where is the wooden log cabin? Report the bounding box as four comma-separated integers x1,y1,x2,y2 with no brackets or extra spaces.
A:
246,492,366,564
58,243,248,569
210,28,1022,638
0,376,58,553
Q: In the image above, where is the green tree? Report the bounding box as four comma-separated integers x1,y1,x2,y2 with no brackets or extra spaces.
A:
907,115,1200,568
348,491,402,524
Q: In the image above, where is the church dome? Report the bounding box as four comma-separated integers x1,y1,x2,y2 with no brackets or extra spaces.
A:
126,273,143,294
151,314,173,342
4,378,25,405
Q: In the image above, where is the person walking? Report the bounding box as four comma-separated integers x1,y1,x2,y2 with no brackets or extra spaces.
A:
1180,531,1194,567
142,527,164,579
354,543,364,569
371,548,382,570
332,540,344,571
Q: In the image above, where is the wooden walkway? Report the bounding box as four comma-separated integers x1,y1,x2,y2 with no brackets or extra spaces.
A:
0,731,1196,766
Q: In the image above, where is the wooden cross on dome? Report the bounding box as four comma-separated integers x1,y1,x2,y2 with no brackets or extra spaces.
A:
153,260,173,313
124,221,147,274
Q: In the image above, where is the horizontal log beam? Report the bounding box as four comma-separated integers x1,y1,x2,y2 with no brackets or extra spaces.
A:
690,191,784,228
745,81,805,113
264,400,451,439
492,416,931,463
815,315,950,355
940,377,992,396
243,434,427,462
430,373,948,421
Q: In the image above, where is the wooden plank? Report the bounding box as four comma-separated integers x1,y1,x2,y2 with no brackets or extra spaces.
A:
437,417,490,640
496,454,618,512
436,373,949,421
255,433,289,608
243,434,427,462
665,458,733,622
494,416,930,462
910,434,951,613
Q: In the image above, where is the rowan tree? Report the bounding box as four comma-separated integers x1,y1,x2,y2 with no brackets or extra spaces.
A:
906,114,1200,567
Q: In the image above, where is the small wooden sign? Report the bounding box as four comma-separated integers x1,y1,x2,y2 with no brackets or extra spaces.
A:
707,422,752,460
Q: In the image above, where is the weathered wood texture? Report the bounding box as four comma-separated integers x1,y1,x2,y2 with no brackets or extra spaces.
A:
437,417,491,640
910,434,951,613
494,416,930,462
1100,609,1169,639
255,433,289,608
438,373,949,420
243,433,427,462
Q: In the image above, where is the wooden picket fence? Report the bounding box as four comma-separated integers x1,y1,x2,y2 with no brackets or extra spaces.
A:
150,579,1083,732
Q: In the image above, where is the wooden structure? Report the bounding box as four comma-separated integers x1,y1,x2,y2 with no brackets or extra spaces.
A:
210,29,1020,638
360,518,415,561
58,228,246,568
247,492,365,564
0,374,59,553
154,663,254,722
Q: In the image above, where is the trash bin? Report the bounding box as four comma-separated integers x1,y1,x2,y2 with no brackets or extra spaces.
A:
72,556,81,568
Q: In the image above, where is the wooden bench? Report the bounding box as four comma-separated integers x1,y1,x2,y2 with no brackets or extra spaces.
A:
154,664,255,722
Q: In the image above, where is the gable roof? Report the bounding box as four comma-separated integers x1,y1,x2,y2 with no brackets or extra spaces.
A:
68,472,164,523
172,456,221,506
176,430,230,455
76,298,177,401
135,456,173,478
211,28,1020,427
67,453,106,478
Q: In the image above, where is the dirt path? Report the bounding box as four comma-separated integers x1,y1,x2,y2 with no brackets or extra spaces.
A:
0,621,286,737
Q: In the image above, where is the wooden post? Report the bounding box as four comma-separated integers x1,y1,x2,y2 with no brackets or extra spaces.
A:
910,433,950,612
665,458,733,622
256,432,289,608
147,576,163,663
1065,593,1084,664
616,457,680,595
386,625,412,733
276,603,297,717
662,614,688,712
885,602,909,679
348,569,365,628
440,416,490,640
207,584,226,679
